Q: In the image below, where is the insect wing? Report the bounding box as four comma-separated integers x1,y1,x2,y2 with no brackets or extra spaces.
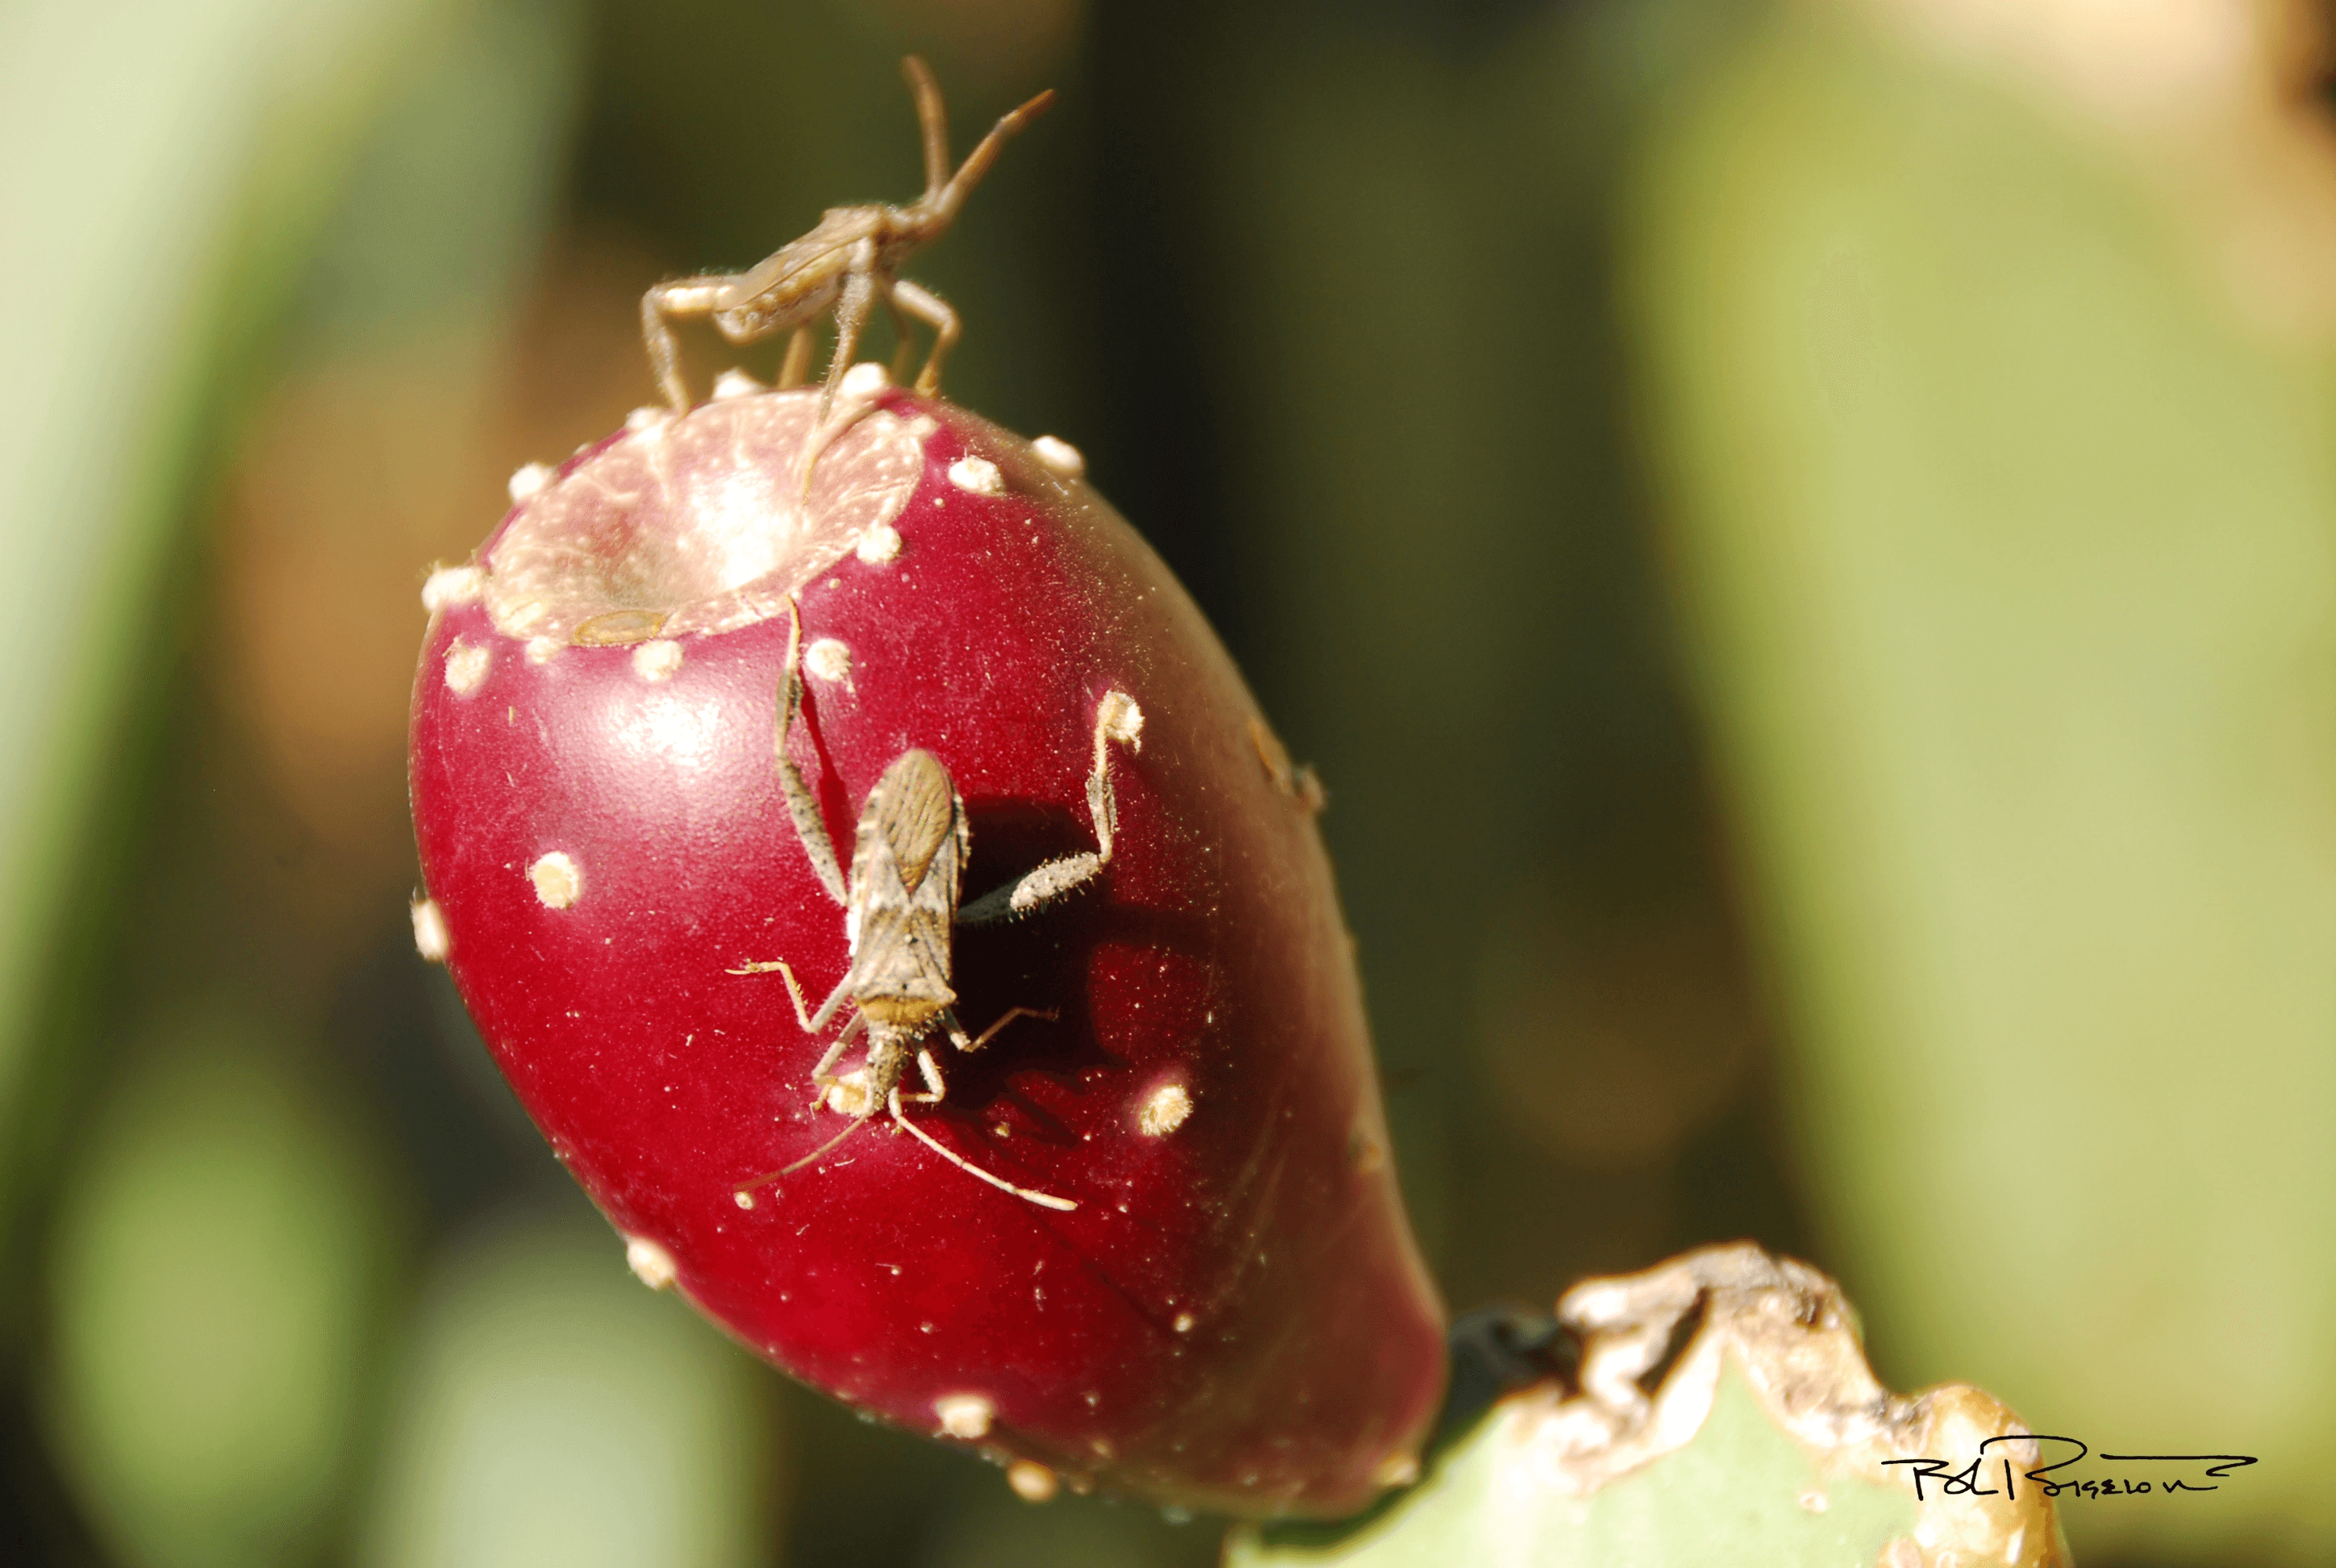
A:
859,750,958,895
846,751,963,1008
720,211,877,330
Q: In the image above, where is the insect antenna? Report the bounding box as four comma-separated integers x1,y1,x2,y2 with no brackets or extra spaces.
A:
730,1116,870,1205
782,1116,869,1176
928,84,1056,224
889,1092,1077,1211
902,55,951,201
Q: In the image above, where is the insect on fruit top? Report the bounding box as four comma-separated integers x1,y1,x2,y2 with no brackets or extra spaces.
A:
640,55,1052,482
409,56,1446,1520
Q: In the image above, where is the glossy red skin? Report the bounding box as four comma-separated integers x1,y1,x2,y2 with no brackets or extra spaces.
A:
409,390,1445,1515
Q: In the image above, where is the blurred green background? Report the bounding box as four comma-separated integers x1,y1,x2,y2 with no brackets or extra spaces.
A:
3,0,2332,1563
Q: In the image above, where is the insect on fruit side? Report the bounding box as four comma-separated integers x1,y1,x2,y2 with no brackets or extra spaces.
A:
730,603,1144,1211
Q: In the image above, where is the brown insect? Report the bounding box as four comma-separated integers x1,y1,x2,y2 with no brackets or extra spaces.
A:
731,604,1142,1211
640,56,1054,425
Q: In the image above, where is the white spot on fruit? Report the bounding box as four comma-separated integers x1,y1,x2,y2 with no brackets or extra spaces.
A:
1007,1462,1058,1503
624,405,670,432
948,455,1004,495
934,1394,993,1439
529,851,582,909
1173,1312,1195,1334
856,523,903,564
443,639,490,696
1030,435,1085,478
1799,1490,1828,1514
526,636,561,665
711,367,763,400
904,414,938,440
1138,1082,1192,1136
1099,690,1144,749
804,637,852,684
508,461,553,503
734,1191,755,1210
421,565,483,613
625,1236,677,1291
410,897,449,961
839,361,891,400
632,639,684,682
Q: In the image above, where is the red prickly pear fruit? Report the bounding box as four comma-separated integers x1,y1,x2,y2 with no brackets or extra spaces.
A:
407,377,1446,1516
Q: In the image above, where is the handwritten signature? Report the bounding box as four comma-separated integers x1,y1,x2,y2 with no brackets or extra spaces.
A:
1883,1437,2258,1502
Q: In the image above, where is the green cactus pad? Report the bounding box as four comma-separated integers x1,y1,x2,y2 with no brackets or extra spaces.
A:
1232,1245,2068,1568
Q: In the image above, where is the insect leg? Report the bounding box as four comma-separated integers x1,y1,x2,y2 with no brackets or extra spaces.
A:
775,601,849,904
890,1088,1077,1210
640,277,732,411
1082,690,1143,861
814,240,882,425
911,1045,946,1101
799,244,886,495
726,957,850,1034
777,325,815,389
957,690,1143,924
946,1006,1057,1052
807,1012,867,1091
885,291,920,386
889,280,961,398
